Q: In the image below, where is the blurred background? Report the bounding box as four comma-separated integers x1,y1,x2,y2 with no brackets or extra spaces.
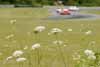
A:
0,0,100,7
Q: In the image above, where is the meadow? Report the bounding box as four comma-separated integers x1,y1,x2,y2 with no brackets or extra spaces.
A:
0,8,100,67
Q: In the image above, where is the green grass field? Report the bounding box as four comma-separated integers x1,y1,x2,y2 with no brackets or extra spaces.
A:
0,8,100,67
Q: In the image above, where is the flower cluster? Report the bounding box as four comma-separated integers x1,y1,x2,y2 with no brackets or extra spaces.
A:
34,26,45,33
6,56,13,61
53,40,63,45
84,49,96,60
16,57,26,62
67,28,73,32
32,43,41,50
5,34,14,39
50,28,63,34
73,49,99,67
6,50,26,63
12,50,24,57
10,19,16,24
85,30,92,35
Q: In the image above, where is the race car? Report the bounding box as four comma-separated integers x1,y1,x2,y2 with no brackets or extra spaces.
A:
56,6,79,15
54,0,79,15
56,8,71,15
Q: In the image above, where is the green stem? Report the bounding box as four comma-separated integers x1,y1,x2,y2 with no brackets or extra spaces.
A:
55,34,67,67
35,33,41,67
37,48,41,67
28,54,33,67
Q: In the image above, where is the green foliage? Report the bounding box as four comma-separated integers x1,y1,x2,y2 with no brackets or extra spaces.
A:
75,0,100,6
0,0,100,6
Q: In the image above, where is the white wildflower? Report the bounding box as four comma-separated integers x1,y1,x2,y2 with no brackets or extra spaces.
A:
16,57,26,62
32,43,40,50
12,50,24,57
53,40,63,45
72,52,81,61
88,55,96,60
10,19,16,24
50,28,62,34
5,34,14,39
6,56,13,61
34,26,45,33
85,30,92,35
84,49,95,56
67,28,73,32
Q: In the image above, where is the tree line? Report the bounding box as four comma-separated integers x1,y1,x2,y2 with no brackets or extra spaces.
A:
0,0,100,6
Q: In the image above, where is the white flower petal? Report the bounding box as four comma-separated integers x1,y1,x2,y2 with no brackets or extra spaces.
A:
88,55,96,60
5,34,14,39
84,49,95,56
12,50,24,57
85,30,92,35
34,26,45,32
50,28,63,34
16,57,26,62
10,19,16,24
6,56,13,61
53,40,63,45
67,28,73,32
32,43,40,50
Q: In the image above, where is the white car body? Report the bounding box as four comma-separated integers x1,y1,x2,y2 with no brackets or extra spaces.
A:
56,8,71,15
55,6,79,15
68,6,79,11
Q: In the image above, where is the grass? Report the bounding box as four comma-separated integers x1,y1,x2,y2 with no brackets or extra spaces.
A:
0,8,100,67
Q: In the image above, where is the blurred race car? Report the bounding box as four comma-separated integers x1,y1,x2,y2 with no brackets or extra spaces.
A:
56,6,79,15
56,8,71,15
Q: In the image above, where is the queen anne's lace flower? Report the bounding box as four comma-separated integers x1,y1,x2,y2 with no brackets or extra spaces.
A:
32,43,40,50
50,28,62,34
12,50,24,57
5,34,14,39
10,19,16,24
67,28,73,32
85,30,92,35
34,26,45,33
88,55,96,60
84,49,95,56
6,56,13,61
84,49,96,60
53,40,63,45
16,57,26,62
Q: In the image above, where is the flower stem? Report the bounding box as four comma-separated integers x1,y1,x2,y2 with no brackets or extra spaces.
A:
28,54,33,67
34,33,41,67
55,34,67,67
